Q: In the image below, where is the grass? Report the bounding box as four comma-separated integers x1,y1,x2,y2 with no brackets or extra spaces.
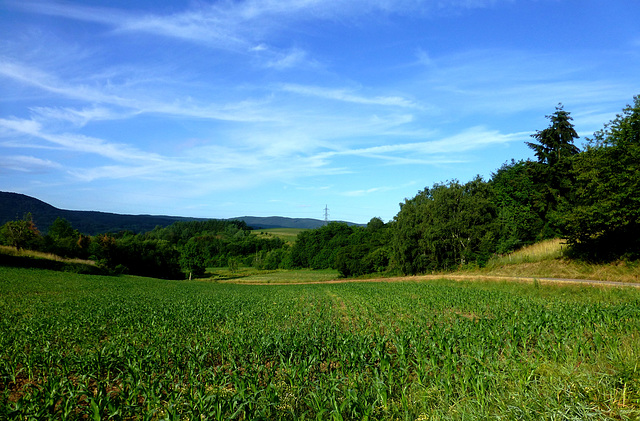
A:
0,245,103,275
0,245,95,266
478,259,640,283
1,267,639,419
461,239,640,283
488,238,567,265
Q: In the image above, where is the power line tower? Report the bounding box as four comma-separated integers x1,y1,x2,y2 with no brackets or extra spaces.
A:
323,205,329,225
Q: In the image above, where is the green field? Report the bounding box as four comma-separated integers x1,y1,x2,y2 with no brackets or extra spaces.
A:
252,228,306,243
2,267,640,420
206,267,339,283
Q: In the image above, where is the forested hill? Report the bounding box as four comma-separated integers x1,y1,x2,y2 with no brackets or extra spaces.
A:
0,192,355,235
0,192,200,235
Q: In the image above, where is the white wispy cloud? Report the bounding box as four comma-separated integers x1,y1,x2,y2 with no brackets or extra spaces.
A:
0,60,281,123
30,106,135,127
0,59,136,107
340,180,420,199
68,163,177,183
342,187,389,197
281,83,418,108
416,48,435,67
418,49,634,112
9,1,126,25
264,48,312,70
3,44,621,192
8,1,264,52
316,126,527,163
0,117,163,162
118,7,250,51
11,0,511,50
0,155,62,173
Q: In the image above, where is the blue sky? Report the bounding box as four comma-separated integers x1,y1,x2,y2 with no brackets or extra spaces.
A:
1,0,639,224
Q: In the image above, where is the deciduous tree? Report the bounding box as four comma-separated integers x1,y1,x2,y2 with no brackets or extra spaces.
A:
0,213,40,250
490,160,547,252
392,177,498,274
180,238,207,279
563,95,640,260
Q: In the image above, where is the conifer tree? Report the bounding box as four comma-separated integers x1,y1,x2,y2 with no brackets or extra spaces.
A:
526,104,580,166
525,104,580,238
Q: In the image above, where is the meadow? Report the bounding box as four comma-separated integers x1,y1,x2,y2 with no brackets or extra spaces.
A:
1,266,640,420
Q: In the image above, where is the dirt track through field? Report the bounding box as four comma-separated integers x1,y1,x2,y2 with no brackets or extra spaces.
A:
244,274,640,287
414,274,640,288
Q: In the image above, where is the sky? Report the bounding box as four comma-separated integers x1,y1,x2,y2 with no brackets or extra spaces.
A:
1,0,639,224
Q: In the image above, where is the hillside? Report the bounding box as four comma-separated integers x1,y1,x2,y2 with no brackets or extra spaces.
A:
0,192,200,235
0,192,359,235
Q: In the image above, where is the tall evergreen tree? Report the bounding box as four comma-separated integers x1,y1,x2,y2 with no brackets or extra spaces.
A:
525,104,581,238
526,104,580,166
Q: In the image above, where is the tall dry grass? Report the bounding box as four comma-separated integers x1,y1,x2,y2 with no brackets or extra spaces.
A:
0,245,96,266
478,239,640,283
488,238,566,266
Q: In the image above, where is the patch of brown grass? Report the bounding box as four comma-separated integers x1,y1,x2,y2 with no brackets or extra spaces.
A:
0,245,96,266
488,239,567,266
476,240,640,283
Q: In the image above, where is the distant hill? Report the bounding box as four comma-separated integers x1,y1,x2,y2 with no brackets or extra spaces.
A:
0,192,200,235
0,192,360,235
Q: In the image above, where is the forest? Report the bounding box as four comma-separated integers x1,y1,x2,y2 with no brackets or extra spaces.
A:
1,95,638,280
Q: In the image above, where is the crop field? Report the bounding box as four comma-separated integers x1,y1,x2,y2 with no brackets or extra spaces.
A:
1,267,640,420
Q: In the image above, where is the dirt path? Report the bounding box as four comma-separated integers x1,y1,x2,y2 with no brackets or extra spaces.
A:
239,273,640,288
411,274,640,288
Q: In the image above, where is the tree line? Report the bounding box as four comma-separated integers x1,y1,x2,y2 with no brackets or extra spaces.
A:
0,216,284,279
1,96,638,278
392,96,639,273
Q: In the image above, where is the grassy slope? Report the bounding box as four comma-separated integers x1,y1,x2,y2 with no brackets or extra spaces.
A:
0,245,95,265
0,245,103,275
455,239,640,283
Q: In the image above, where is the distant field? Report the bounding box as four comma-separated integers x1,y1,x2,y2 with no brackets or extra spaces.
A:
205,267,339,283
2,266,639,419
251,228,305,243
217,268,339,283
